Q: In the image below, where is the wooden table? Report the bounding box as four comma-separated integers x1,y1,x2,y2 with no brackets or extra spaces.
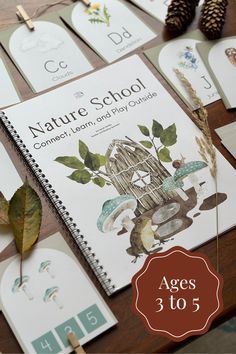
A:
0,0,236,353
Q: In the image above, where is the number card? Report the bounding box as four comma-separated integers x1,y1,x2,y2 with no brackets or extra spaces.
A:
145,30,220,110
0,233,117,353
0,14,93,93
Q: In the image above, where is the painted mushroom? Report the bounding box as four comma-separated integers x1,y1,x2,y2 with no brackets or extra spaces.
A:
43,286,63,309
12,276,33,300
174,161,207,195
162,176,188,201
39,260,55,278
97,195,137,233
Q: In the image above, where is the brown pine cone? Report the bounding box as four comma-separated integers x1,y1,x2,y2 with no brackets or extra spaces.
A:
165,0,199,34
200,0,228,39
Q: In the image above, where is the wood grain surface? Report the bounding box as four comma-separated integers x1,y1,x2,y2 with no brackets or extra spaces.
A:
0,0,236,353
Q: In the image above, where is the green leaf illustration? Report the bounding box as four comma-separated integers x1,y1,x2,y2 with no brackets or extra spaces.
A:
68,170,91,184
138,125,150,137
84,151,101,171
160,123,177,147
158,147,172,162
103,5,111,25
152,120,163,138
140,140,153,149
79,140,89,160
0,191,9,225
8,179,42,254
92,177,106,187
97,154,107,166
55,156,84,170
89,18,105,25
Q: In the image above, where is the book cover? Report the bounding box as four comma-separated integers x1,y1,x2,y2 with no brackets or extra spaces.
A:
0,232,117,353
2,55,236,295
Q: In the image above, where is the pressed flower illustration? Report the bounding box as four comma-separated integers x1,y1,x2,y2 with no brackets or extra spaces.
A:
178,46,198,70
85,3,111,27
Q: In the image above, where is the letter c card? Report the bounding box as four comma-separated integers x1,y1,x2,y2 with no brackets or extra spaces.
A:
60,0,157,63
0,14,93,93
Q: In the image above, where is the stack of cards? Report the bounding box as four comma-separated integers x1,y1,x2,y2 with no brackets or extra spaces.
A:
215,122,236,160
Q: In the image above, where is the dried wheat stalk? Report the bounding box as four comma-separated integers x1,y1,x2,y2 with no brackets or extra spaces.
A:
174,68,219,272
174,68,217,178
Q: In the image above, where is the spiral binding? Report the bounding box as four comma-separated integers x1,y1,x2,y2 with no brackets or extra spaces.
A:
0,111,116,296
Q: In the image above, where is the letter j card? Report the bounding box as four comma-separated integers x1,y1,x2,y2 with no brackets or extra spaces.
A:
60,0,156,63
0,14,93,93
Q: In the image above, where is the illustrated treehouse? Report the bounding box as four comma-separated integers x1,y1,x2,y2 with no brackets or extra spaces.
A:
105,138,176,215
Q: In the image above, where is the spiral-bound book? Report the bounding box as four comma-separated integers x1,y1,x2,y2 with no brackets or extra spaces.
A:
2,55,236,295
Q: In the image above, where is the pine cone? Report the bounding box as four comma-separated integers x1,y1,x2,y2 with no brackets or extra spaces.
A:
165,0,199,34
200,0,228,39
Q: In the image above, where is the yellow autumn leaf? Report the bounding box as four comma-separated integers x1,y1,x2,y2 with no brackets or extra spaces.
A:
0,191,9,225
8,179,42,254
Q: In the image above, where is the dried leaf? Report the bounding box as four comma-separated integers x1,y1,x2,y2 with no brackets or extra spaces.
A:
8,179,42,254
0,191,9,225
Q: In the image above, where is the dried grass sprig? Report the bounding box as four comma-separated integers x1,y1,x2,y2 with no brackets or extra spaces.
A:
174,68,219,272
174,68,217,178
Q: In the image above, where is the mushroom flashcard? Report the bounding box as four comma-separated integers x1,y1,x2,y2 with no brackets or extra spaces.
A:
43,286,63,310
0,235,117,353
12,276,34,301
39,260,55,278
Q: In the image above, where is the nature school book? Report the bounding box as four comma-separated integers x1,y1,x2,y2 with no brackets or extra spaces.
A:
0,142,22,253
0,232,117,353
60,0,156,63
145,30,220,110
129,0,204,24
2,55,236,295
0,57,21,108
197,36,236,109
0,13,93,93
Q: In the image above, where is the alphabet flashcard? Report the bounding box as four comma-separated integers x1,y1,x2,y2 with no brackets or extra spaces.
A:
145,30,220,110
60,0,156,63
0,14,93,93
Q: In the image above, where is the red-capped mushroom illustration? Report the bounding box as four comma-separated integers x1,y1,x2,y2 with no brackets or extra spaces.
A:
43,286,63,309
12,276,34,300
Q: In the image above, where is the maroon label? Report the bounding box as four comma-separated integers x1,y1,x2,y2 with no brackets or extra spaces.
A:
132,246,223,341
